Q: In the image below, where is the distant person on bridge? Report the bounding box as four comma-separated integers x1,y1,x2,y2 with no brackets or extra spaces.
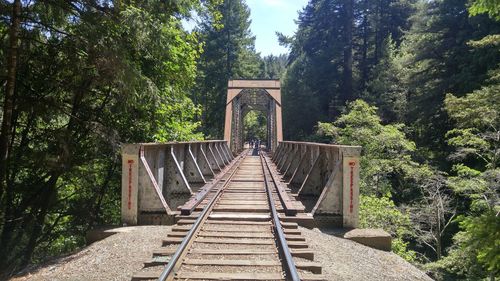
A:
252,139,260,156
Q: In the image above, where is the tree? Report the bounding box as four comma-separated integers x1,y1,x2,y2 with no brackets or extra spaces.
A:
360,194,416,262
194,0,262,138
435,64,500,279
469,0,500,20
0,0,21,204
409,174,456,260
316,100,430,198
281,0,417,139
0,0,212,275
363,37,407,123
243,110,266,142
399,0,500,163
260,54,287,79
317,99,432,261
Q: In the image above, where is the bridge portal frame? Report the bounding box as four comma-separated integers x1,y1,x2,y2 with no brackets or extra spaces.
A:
224,79,283,153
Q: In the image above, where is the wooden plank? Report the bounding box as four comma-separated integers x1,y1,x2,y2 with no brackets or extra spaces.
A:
206,220,270,225
213,206,270,212
224,188,266,190
285,234,306,241
215,203,268,207
296,261,322,274
279,213,315,228
300,274,327,281
195,238,274,245
231,179,265,182
178,156,239,215
167,232,186,238
281,221,298,229
287,241,309,248
219,199,268,203
162,238,183,246
190,249,277,255
199,231,273,239
209,213,270,221
290,249,314,260
152,248,177,256
176,272,284,280
176,219,195,225
184,259,281,266
215,203,269,207
283,229,301,235
201,227,269,233
267,178,298,216
143,258,170,267
220,193,267,196
172,225,192,232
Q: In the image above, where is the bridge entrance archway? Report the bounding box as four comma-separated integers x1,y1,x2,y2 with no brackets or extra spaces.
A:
224,80,283,153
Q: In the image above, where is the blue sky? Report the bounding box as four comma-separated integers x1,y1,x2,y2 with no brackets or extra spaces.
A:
246,0,308,56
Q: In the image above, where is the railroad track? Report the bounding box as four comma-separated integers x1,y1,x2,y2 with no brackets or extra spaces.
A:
132,150,324,281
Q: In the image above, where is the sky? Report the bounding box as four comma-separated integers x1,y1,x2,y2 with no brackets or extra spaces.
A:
246,0,308,56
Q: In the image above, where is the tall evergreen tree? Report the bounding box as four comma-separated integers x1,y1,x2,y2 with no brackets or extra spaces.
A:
281,0,416,139
194,0,261,138
260,54,287,79
0,0,212,275
400,0,500,164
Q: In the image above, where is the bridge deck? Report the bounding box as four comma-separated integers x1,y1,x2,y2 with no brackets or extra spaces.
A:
131,152,324,281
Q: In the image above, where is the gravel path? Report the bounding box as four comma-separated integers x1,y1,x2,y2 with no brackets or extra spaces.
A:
300,227,433,281
10,226,171,281
9,225,432,281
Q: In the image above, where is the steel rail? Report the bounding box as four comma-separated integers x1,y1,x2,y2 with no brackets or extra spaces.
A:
180,150,244,215
157,151,247,281
259,152,300,281
261,154,298,216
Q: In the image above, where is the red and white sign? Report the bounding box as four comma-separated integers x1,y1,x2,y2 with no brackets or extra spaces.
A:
127,159,134,210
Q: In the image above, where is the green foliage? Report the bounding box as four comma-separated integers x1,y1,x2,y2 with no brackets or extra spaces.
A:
317,100,430,197
360,195,416,262
435,212,500,279
430,40,500,279
243,111,267,142
260,54,287,79
194,0,262,138
399,0,500,162
363,37,408,123
444,79,499,169
469,0,500,20
154,95,204,142
281,0,417,140
0,0,212,275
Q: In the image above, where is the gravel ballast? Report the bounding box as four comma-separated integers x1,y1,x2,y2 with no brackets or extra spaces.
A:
10,226,171,281
9,225,432,281
300,227,433,281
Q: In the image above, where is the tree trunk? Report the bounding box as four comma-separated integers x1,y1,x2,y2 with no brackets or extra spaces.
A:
0,0,21,201
360,0,369,91
374,0,382,64
21,174,59,266
341,0,354,104
88,161,117,229
226,0,232,78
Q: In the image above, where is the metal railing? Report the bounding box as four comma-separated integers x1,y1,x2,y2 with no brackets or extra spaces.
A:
121,141,233,225
272,141,362,228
